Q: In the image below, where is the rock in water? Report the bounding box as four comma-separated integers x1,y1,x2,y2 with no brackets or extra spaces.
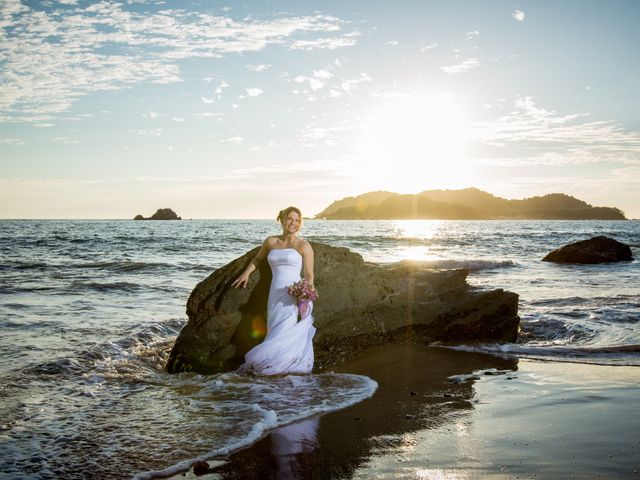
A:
542,236,633,264
166,243,520,374
133,208,181,220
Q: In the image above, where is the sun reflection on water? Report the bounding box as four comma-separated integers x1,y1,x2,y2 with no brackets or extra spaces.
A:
415,468,471,480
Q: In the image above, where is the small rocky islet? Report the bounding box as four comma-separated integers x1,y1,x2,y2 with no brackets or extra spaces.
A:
133,208,181,220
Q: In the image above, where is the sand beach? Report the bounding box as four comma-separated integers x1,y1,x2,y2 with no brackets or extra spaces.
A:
177,344,640,479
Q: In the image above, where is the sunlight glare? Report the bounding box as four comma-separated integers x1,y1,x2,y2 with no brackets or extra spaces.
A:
355,93,470,193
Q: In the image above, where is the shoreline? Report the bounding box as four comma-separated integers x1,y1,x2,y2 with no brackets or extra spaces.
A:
172,344,640,479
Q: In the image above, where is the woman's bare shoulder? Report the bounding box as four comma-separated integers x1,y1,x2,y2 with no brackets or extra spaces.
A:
263,236,279,248
298,239,313,253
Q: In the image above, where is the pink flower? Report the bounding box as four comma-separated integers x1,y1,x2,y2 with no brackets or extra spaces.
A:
288,279,316,319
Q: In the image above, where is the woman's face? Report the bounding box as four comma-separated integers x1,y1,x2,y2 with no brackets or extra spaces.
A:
283,211,301,235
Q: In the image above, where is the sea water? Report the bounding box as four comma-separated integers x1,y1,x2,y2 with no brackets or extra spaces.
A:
1,219,638,478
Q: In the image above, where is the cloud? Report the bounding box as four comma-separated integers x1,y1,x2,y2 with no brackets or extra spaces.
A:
298,119,360,148
294,75,325,91
194,112,222,118
201,97,216,104
340,73,372,93
288,32,360,50
0,3,356,123
221,136,244,144
246,64,271,72
129,128,164,136
465,30,480,40
0,138,24,145
51,136,79,144
472,96,640,164
512,10,525,22
441,58,479,74
420,42,438,52
246,88,263,97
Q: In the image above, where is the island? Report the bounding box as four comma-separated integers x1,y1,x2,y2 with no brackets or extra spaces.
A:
315,187,626,220
133,208,182,220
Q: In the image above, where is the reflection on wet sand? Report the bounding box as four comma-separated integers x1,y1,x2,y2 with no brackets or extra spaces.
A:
209,345,517,479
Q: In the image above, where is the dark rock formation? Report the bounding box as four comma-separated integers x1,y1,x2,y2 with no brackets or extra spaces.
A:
166,243,520,374
133,208,181,220
543,236,634,264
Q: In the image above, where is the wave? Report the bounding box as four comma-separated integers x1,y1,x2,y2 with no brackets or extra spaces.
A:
22,318,186,379
78,260,174,272
444,343,640,366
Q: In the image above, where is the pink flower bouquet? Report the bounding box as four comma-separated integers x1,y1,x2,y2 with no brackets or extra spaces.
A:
287,279,317,319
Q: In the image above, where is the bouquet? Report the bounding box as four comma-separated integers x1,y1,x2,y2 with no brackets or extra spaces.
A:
287,279,317,319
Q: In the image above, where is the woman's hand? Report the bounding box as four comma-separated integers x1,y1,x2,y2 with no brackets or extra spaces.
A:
231,271,251,288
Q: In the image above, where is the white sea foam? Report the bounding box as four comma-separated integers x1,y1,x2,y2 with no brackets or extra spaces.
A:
444,343,640,366
132,372,378,479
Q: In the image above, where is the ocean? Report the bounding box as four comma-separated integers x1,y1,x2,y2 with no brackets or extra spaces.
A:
1,219,638,479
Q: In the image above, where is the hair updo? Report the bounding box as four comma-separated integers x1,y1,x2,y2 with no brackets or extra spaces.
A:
277,206,303,227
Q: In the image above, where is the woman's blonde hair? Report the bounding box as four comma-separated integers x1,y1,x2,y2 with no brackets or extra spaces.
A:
277,206,303,227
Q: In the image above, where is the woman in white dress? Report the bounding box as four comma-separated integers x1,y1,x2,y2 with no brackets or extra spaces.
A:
231,206,317,375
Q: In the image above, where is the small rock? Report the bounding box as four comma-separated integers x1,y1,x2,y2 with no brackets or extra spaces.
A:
193,461,210,476
354,417,361,421
410,391,417,396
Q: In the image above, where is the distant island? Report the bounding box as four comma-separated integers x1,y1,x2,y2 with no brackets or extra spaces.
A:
315,188,626,220
134,208,182,220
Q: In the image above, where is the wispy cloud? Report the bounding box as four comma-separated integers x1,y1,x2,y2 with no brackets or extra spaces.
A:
0,138,24,145
420,42,438,52
0,2,356,123
441,58,479,74
512,10,525,22
298,119,360,148
472,96,640,164
288,32,360,50
340,73,372,93
129,128,164,136
51,136,79,144
221,136,244,144
465,30,480,40
246,64,272,72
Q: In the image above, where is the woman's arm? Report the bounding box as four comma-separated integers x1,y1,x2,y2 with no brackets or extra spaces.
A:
231,238,271,288
301,241,316,292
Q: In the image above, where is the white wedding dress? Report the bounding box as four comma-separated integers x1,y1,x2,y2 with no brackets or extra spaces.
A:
242,248,316,375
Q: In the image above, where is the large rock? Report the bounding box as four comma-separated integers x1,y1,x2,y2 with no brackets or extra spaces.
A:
166,243,520,374
542,236,633,264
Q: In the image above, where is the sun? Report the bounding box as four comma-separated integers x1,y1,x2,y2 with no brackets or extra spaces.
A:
354,93,471,193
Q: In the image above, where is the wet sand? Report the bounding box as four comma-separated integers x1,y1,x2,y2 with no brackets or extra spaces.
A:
174,344,640,479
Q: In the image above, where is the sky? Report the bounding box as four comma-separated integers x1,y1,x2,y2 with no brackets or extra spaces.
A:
1,0,639,219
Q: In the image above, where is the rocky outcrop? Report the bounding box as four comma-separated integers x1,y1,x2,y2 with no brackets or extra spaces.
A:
133,208,181,220
166,243,520,374
542,236,633,264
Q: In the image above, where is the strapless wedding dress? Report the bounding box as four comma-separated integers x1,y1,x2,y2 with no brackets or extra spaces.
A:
242,248,316,375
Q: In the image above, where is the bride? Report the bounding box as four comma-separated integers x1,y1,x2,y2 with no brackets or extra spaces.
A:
231,206,317,375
